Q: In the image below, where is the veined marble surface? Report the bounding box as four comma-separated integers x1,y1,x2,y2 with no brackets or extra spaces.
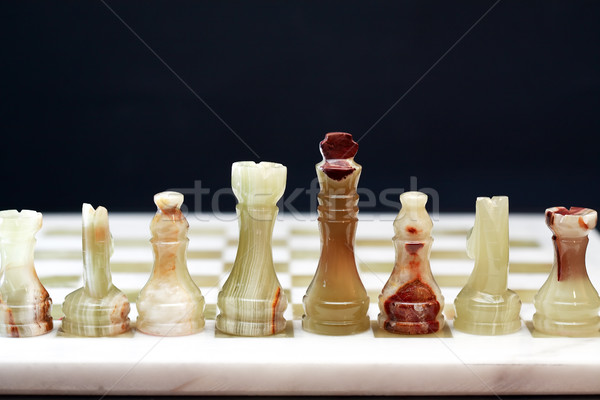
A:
1,213,599,395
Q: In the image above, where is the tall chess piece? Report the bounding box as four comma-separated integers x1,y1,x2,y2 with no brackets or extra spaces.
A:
136,191,205,336
62,204,130,336
533,207,600,336
0,210,52,337
217,161,288,336
453,196,521,335
302,132,370,335
378,191,444,334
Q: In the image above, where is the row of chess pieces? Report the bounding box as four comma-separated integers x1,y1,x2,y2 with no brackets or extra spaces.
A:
1,192,598,339
1,132,599,338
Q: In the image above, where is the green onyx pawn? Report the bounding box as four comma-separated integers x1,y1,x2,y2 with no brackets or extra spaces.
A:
136,191,205,336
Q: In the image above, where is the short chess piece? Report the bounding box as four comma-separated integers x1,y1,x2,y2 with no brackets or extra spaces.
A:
453,196,521,335
0,210,52,337
533,207,600,337
136,191,205,336
62,204,130,336
378,191,444,334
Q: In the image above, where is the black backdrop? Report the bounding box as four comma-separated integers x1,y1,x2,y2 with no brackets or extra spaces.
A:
1,1,599,215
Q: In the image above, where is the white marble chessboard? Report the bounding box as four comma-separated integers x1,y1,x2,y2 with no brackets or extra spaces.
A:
1,212,600,396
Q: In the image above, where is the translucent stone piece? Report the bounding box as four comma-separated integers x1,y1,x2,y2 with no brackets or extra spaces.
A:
302,132,370,335
136,191,205,336
533,207,600,337
453,196,522,335
0,210,52,337
216,161,288,336
378,191,445,334
62,204,131,337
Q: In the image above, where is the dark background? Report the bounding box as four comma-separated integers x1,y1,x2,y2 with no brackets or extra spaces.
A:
1,0,599,215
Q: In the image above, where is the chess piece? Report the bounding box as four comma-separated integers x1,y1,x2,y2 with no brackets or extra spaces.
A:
453,196,521,335
0,210,52,337
216,161,288,336
62,204,130,336
136,191,205,336
378,191,444,334
533,207,600,336
302,132,370,335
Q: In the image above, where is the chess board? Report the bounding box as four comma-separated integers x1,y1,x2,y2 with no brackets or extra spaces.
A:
2,212,600,395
